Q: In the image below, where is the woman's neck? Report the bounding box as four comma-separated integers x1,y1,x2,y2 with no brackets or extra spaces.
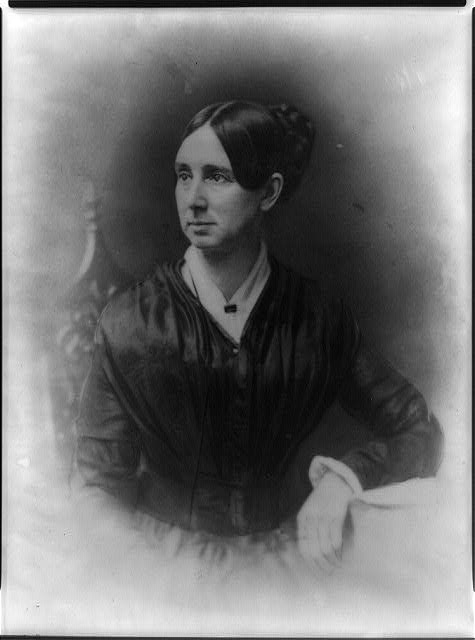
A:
195,236,262,301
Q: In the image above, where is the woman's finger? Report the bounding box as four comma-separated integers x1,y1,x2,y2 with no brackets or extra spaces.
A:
316,522,340,570
305,531,330,573
329,517,343,559
297,524,315,563
298,521,330,573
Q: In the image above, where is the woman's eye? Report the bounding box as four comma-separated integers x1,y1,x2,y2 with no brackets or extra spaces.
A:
207,172,230,184
177,172,191,182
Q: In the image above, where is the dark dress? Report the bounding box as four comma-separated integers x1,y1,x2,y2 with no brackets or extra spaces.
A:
75,256,443,535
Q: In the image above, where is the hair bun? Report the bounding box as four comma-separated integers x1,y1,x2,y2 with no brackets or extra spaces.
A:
268,103,315,200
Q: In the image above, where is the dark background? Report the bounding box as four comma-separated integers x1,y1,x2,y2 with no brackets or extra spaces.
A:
5,10,470,440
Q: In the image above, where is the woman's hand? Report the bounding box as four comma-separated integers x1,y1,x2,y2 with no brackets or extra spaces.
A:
297,470,354,572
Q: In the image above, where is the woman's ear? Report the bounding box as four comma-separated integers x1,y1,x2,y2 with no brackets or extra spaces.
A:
259,173,284,212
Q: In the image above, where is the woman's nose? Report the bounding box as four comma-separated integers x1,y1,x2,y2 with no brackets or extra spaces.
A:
188,178,207,209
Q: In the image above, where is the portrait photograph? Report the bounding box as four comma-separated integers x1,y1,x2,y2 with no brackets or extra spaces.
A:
2,6,473,636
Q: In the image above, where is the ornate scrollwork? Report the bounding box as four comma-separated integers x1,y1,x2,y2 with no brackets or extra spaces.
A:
49,182,133,460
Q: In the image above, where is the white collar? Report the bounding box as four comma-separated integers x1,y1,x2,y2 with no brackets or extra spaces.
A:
182,242,271,344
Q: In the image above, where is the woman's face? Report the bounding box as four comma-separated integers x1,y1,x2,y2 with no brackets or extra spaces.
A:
174,124,265,253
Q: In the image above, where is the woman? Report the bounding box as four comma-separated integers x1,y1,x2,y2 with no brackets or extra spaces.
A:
74,101,443,571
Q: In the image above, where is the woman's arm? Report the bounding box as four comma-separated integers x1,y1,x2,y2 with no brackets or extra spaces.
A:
336,339,443,490
297,299,443,569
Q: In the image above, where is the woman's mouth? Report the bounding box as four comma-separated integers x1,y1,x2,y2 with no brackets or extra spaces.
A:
187,221,215,235
187,221,214,227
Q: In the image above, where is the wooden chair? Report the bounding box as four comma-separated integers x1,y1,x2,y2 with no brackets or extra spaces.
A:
48,182,133,461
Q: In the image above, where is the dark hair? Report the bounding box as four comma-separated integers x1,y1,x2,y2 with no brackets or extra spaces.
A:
181,101,315,201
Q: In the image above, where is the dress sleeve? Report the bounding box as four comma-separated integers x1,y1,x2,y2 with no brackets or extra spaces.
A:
331,301,444,491
73,319,142,509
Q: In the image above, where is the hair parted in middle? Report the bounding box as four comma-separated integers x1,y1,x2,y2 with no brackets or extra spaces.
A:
181,101,315,201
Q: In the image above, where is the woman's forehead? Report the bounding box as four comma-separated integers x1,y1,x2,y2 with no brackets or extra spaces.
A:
175,124,231,168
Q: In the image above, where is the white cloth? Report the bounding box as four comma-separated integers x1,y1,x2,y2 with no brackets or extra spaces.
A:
182,243,362,496
182,242,271,344
308,455,363,495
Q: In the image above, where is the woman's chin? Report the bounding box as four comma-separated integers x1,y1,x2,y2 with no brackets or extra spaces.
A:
186,231,224,251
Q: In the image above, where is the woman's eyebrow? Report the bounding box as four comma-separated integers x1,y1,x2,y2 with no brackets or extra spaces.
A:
174,162,190,171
